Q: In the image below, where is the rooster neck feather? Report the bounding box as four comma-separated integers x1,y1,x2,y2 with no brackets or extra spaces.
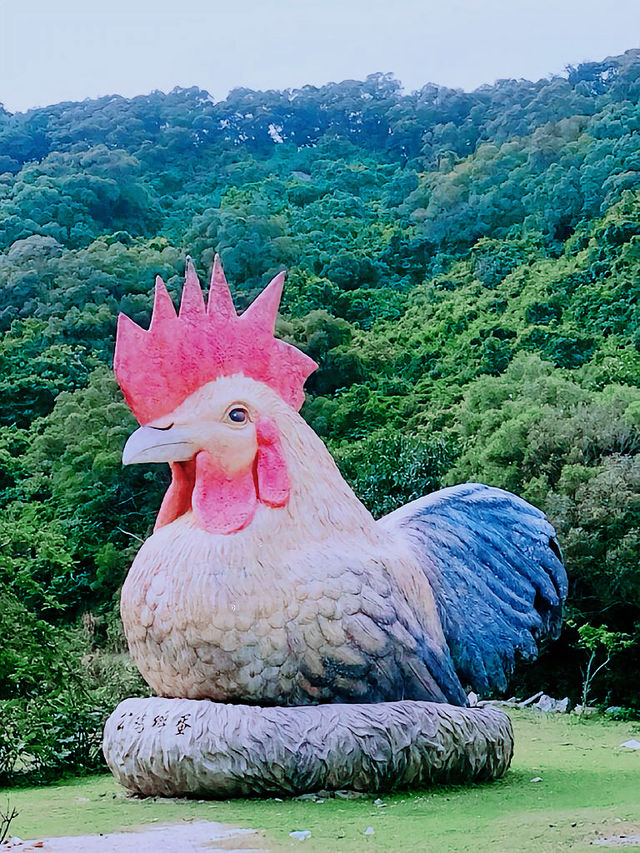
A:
157,408,378,555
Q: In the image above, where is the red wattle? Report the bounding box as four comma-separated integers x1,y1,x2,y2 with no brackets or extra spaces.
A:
255,418,290,507
192,451,258,534
155,460,196,530
153,419,290,533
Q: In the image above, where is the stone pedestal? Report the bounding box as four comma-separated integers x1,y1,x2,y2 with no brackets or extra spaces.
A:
103,697,513,798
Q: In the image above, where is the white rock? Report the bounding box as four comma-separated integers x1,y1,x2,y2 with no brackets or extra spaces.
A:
620,739,640,750
364,827,375,835
290,830,311,840
534,694,569,713
468,692,478,707
519,691,544,707
530,776,543,782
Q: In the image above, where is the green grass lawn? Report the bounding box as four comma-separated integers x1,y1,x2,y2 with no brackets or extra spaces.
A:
2,710,639,852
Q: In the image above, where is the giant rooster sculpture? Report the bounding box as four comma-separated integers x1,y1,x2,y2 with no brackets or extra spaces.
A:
103,257,568,797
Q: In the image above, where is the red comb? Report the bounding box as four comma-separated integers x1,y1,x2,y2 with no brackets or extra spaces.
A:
114,256,317,424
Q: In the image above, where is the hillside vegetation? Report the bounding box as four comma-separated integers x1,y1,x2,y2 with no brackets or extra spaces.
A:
0,49,639,780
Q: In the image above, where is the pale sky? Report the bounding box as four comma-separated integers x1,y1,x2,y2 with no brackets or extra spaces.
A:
0,0,638,113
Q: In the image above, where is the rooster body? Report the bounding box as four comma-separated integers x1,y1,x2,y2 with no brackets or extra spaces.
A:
116,260,567,709
121,380,464,706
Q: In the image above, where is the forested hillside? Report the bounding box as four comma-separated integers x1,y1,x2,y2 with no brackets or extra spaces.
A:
1,49,639,780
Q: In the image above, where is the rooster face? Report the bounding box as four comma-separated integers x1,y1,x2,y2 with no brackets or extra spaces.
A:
122,375,291,535
114,257,317,535
123,377,259,471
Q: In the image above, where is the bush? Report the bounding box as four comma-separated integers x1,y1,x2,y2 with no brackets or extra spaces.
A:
0,612,149,785
334,429,456,517
447,354,640,707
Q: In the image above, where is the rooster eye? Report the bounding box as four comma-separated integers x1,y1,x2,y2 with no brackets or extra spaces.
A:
227,407,248,424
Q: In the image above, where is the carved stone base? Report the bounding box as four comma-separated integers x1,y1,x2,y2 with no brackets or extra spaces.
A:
103,697,513,798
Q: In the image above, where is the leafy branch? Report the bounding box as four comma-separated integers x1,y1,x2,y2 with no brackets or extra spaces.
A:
574,623,634,710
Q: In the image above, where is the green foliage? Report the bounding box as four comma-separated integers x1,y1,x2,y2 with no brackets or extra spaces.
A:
334,430,456,517
0,506,77,613
1,51,640,785
576,623,633,654
20,367,166,603
444,355,640,704
0,588,61,698
573,623,635,709
0,614,149,783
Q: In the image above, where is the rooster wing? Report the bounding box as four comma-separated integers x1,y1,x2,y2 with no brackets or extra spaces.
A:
290,560,467,706
378,483,568,697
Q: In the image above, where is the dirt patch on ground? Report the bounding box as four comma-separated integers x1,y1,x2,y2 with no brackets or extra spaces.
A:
3,821,266,852
592,824,640,847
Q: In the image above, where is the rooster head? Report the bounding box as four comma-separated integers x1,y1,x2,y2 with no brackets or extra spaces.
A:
114,257,317,535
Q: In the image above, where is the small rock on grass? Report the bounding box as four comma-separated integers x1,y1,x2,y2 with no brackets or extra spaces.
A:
573,704,598,716
290,830,311,840
620,739,640,749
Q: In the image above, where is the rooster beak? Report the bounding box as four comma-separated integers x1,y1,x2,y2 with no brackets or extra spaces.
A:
122,425,196,466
